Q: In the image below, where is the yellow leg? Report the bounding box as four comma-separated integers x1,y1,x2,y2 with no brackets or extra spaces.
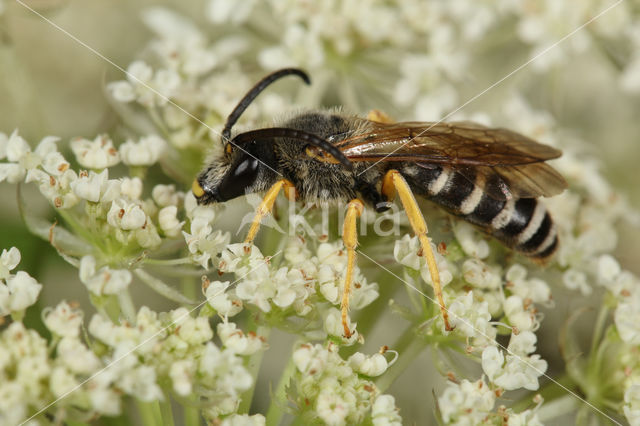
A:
244,179,296,245
367,109,394,124
382,170,453,331
341,199,364,338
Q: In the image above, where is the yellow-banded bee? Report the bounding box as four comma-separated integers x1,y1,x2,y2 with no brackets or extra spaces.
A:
192,68,567,337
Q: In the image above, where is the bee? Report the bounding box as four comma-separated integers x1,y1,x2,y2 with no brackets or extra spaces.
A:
192,68,567,337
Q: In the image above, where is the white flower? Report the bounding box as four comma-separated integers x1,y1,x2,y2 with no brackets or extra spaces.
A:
70,135,120,169
158,205,183,237
170,308,214,345
507,331,538,356
79,255,132,295
562,268,592,296
4,130,30,162
316,389,350,425
108,60,180,107
43,301,83,338
481,346,504,381
507,408,544,426
221,414,266,426
205,280,243,317
183,208,230,268
119,135,167,166
0,163,26,184
170,359,195,396
0,131,69,183
453,222,490,259
482,345,547,391
597,254,621,286
118,364,164,402
217,322,265,355
503,295,536,332
107,80,136,102
624,381,640,425
462,259,501,289
70,169,120,203
438,378,495,424
57,337,102,374
120,177,143,199
324,307,358,343
448,291,495,343
0,271,42,315
107,198,147,230
152,184,181,206
615,292,640,345
393,234,452,287
207,0,256,25
371,394,402,425
197,343,253,410
506,264,551,304
347,352,388,377
0,246,20,280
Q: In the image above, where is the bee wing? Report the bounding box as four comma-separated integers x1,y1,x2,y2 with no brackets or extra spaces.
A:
337,120,567,200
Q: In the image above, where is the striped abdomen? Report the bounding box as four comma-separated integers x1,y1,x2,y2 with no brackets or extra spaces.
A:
403,164,558,260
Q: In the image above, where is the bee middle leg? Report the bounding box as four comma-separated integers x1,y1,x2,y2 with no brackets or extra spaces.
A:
382,170,453,331
341,198,364,338
244,179,297,246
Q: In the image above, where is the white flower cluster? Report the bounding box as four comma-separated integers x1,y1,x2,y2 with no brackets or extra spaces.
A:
205,236,379,342
502,0,633,72
438,377,542,425
393,226,551,393
183,193,230,268
0,299,263,423
89,306,261,419
482,331,547,391
0,247,42,317
291,343,400,425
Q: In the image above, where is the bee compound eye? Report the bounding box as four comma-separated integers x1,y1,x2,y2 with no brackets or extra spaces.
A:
217,156,260,201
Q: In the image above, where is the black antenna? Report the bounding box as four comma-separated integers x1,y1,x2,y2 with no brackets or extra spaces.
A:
232,128,353,171
222,68,310,143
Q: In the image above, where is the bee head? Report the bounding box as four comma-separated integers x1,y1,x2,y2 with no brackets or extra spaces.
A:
192,68,352,204
192,139,277,204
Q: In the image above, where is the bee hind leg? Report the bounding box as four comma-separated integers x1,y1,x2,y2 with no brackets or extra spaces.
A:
244,179,297,248
341,198,364,338
367,109,395,124
381,170,453,331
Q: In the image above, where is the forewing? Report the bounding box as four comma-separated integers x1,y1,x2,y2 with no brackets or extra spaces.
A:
337,120,567,199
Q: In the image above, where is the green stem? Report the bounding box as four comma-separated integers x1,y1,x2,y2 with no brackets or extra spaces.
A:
159,397,175,426
375,325,427,393
183,401,200,426
266,353,297,425
238,325,273,413
590,304,609,358
118,288,136,322
137,400,162,426
103,295,121,323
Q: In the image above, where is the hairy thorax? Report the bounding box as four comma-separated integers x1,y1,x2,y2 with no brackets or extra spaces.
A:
274,111,381,204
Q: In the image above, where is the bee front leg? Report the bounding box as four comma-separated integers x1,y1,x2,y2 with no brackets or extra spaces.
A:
382,170,453,331
244,179,297,246
341,198,364,338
